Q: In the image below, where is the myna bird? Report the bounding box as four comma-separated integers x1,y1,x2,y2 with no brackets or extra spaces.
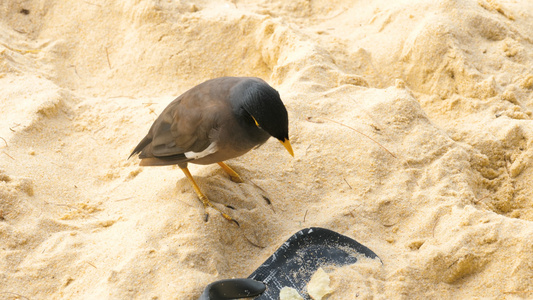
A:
129,77,293,223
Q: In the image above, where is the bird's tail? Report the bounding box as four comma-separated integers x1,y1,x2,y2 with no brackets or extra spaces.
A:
128,135,152,159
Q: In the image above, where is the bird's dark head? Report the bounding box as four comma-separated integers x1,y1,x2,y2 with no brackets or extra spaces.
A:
231,78,294,156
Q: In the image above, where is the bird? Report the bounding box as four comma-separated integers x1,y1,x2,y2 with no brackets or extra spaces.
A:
129,77,293,223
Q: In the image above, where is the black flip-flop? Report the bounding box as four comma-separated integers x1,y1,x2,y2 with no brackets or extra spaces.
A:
199,227,380,300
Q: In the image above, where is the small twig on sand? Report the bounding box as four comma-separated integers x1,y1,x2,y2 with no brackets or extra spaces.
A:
0,137,7,147
0,291,31,300
503,290,533,295
105,47,112,69
94,126,106,134
112,197,133,202
303,209,308,223
320,116,396,158
2,151,15,160
474,195,490,204
67,64,81,79
343,178,353,189
247,179,267,194
44,201,82,213
305,143,312,156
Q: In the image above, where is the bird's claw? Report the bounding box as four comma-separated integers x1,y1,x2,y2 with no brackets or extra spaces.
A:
200,196,238,226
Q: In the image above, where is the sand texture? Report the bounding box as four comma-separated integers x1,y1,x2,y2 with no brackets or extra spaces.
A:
1,0,533,299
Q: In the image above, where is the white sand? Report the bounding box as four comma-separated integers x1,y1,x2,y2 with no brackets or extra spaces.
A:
1,0,533,299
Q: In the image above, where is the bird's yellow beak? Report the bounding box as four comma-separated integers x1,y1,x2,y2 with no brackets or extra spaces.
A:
280,138,294,157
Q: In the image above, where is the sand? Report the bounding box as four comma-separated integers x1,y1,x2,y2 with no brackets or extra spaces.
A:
1,0,533,299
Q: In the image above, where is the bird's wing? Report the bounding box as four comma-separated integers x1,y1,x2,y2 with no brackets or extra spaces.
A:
145,96,223,159
130,77,243,163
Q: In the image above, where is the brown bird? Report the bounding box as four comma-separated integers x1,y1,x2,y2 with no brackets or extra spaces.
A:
129,77,293,223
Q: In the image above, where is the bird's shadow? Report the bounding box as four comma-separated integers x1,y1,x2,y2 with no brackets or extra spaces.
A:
174,167,282,241
162,165,303,286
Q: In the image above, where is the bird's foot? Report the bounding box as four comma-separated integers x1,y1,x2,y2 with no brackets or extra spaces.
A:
200,196,239,226
229,174,244,183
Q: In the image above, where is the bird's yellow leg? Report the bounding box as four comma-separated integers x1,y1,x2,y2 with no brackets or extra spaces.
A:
217,162,244,183
180,167,235,223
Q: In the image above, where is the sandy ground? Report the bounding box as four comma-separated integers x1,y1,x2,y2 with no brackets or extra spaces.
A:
1,0,533,299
